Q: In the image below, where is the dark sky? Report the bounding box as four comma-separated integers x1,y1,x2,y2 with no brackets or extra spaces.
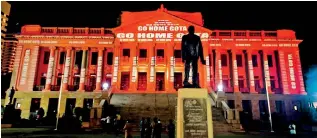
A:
6,1,317,73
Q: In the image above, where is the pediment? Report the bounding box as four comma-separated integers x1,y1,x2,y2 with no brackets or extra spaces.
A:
112,11,212,42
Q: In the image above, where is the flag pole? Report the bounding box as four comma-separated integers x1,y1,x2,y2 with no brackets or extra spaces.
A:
54,74,63,130
264,60,274,132
55,54,66,130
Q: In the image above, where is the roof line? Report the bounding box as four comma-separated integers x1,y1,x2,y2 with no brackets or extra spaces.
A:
163,12,212,33
111,12,158,31
165,11,202,27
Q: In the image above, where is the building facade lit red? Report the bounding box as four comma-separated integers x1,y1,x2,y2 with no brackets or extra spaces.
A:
8,5,310,120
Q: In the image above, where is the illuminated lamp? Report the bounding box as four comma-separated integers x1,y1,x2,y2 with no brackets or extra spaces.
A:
102,82,109,90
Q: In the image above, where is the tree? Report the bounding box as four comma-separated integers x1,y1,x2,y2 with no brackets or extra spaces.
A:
305,65,317,93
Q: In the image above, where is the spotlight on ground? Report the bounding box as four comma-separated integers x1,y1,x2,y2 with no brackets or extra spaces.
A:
217,84,223,92
102,83,109,90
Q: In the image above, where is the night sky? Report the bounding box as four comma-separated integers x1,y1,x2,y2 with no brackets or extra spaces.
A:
6,1,317,73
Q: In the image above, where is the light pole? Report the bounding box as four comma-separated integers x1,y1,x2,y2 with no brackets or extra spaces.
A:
54,74,63,131
54,54,67,131
264,82,274,132
263,61,274,133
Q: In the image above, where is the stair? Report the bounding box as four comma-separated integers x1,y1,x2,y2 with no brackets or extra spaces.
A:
109,93,241,134
212,107,232,135
110,93,177,131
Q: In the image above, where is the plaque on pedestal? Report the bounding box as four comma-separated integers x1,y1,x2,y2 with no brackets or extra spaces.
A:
176,88,214,138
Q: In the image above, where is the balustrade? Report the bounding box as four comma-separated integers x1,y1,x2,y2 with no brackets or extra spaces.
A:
240,87,250,93
210,30,291,39
35,27,113,35
33,85,45,91
85,85,96,92
50,85,60,91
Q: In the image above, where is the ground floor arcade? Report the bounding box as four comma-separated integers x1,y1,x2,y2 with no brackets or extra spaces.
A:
5,91,316,121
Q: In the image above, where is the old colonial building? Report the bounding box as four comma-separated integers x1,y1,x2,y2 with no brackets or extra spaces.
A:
8,5,311,121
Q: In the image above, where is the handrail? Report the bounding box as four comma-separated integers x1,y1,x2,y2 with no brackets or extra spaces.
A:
209,90,239,124
24,26,114,36
210,90,218,101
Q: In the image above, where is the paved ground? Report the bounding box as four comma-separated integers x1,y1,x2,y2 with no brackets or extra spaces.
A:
1,128,317,138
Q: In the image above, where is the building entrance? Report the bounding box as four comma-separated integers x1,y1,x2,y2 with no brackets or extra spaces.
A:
156,72,165,91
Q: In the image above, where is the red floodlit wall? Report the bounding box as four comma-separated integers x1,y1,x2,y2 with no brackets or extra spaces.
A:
35,48,49,87
15,5,306,95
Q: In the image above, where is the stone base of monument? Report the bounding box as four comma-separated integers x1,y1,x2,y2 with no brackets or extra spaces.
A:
109,92,239,134
176,88,214,138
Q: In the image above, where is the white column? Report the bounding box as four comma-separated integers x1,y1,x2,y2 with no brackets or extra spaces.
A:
62,48,72,91
78,48,87,91
95,48,103,91
44,47,56,91
19,49,31,86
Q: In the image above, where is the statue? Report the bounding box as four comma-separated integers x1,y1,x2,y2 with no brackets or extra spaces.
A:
8,86,15,105
181,25,206,88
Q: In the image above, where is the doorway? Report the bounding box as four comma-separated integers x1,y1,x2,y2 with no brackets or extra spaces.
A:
137,72,147,91
120,72,130,90
156,72,165,91
65,98,76,116
174,72,182,89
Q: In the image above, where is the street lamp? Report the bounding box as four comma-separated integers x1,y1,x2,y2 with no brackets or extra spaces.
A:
217,84,223,92
102,82,109,91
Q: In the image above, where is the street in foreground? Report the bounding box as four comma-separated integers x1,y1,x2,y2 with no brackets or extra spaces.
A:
1,128,317,138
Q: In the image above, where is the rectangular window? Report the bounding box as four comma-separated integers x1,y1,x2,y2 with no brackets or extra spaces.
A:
73,77,80,86
174,50,182,58
275,101,285,114
238,79,244,89
137,72,147,91
174,72,182,89
252,55,258,67
259,100,268,120
221,54,227,66
107,52,113,65
268,55,273,67
139,49,147,58
157,49,164,57
254,78,260,89
123,49,130,57
227,100,235,109
43,51,50,64
65,98,76,115
75,51,82,67
156,72,165,91
270,80,276,89
47,98,58,116
91,52,98,65
40,77,46,86
57,77,62,86
59,52,66,64
120,72,130,90
83,99,93,109
30,98,41,112
236,54,243,67
222,80,229,88
242,100,252,113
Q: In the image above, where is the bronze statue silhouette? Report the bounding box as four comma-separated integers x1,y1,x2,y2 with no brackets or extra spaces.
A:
181,25,206,88
8,86,15,105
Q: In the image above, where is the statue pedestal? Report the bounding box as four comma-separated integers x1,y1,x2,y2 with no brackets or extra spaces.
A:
176,88,214,138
